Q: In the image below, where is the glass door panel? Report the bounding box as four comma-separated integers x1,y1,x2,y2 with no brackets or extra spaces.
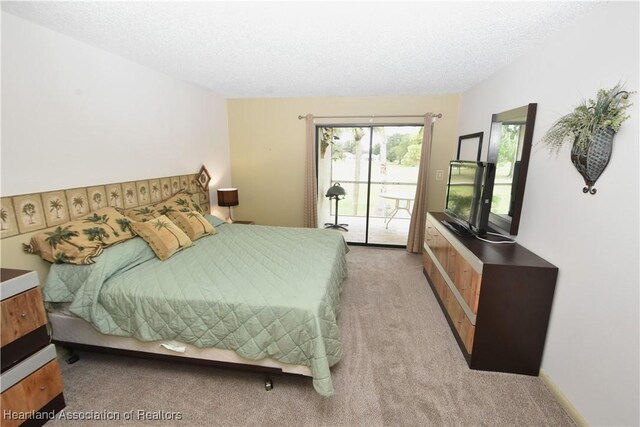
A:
318,125,422,247
368,126,423,245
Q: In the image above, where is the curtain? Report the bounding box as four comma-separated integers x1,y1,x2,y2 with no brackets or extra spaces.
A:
406,113,434,253
303,114,318,228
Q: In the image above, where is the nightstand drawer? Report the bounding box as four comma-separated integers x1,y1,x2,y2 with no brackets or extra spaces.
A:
1,345,65,427
1,360,64,427
1,288,47,347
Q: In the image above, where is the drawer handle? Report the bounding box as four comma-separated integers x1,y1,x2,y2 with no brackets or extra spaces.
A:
40,385,46,391
20,312,28,318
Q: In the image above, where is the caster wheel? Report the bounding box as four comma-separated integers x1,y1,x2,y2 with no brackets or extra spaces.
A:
265,377,273,391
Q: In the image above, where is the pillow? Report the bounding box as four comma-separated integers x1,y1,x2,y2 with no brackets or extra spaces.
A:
123,206,160,222
24,224,105,265
167,210,216,241
24,207,136,265
130,215,193,260
80,207,136,245
154,192,203,216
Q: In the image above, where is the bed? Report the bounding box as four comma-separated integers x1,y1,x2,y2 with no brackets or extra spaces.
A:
41,215,349,396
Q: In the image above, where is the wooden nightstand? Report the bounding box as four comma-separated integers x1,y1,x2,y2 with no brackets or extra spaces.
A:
232,220,255,225
1,269,65,427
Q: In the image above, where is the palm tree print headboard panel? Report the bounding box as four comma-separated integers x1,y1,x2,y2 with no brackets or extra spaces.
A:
0,173,210,239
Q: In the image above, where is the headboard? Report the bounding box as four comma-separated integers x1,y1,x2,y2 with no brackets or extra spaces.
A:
0,172,210,283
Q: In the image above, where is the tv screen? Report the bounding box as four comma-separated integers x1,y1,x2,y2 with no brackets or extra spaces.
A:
444,161,495,237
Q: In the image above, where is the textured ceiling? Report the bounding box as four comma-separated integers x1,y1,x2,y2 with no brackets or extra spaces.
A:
1,1,596,98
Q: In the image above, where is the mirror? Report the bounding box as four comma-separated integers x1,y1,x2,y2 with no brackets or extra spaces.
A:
487,103,537,235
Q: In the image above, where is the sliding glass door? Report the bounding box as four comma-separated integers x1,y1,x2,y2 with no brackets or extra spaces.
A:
317,125,423,246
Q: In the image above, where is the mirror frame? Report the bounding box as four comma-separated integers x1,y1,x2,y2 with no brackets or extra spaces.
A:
487,103,537,236
457,132,484,161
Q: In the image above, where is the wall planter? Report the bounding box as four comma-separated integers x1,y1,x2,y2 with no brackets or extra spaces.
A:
570,127,615,194
540,84,633,194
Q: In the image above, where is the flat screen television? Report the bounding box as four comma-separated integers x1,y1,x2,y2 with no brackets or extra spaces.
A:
443,161,496,237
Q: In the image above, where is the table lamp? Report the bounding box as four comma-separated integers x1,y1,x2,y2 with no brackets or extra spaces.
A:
217,188,239,222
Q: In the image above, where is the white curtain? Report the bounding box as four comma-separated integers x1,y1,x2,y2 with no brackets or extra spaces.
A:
406,113,434,253
303,114,318,228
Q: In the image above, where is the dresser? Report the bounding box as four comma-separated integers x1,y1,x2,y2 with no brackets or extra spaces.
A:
1,269,65,427
423,212,558,375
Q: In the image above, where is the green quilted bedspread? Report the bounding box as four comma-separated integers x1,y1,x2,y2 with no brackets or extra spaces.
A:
43,217,349,396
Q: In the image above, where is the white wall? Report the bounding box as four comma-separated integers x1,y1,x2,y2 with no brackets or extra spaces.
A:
0,12,231,217
458,3,639,425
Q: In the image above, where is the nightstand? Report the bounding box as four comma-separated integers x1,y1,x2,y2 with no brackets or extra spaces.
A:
232,220,255,225
1,269,65,427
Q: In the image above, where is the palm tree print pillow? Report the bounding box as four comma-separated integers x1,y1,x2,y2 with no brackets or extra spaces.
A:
154,192,203,216
23,207,136,265
79,207,136,246
123,206,160,222
166,210,216,241
25,223,105,265
129,215,193,261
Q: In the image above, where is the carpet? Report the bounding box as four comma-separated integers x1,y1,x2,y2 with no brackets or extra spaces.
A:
49,246,573,426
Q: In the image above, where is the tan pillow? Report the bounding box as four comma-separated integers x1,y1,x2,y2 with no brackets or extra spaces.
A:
24,224,105,265
130,215,193,260
167,210,216,241
154,192,203,216
80,207,136,245
123,206,160,222
24,207,135,265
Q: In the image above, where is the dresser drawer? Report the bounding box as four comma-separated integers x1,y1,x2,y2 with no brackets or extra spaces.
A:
423,249,475,354
452,254,482,314
1,287,47,347
426,222,447,267
425,219,482,315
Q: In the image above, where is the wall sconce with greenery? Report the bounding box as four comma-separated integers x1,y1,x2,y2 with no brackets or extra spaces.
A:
540,84,634,194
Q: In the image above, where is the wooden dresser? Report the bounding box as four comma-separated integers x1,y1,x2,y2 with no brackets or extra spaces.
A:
423,212,558,375
1,269,65,427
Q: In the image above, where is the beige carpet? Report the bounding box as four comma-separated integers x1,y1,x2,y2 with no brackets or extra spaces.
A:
50,246,573,426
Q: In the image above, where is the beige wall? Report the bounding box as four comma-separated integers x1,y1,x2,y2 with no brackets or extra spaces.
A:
227,95,459,227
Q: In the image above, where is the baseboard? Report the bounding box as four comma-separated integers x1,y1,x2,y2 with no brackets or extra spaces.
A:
539,369,589,426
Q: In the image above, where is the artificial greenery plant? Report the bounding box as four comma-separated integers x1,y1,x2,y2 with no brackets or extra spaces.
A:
540,83,634,154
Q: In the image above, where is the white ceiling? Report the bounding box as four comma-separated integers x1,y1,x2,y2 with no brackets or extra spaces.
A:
2,1,596,98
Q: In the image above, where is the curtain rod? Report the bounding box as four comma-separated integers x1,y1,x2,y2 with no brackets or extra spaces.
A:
297,113,442,120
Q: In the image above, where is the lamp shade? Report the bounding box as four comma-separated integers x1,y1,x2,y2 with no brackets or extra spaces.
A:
217,188,239,207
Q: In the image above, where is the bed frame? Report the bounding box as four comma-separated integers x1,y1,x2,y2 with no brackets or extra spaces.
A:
48,312,312,390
